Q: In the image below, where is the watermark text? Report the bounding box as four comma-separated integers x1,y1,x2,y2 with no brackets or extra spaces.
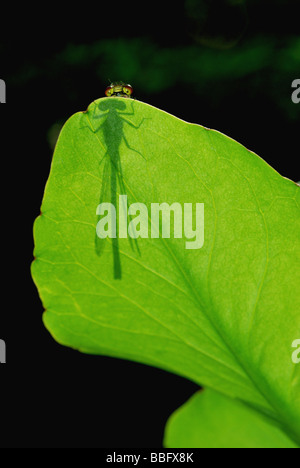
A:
292,339,300,364
0,79,6,103
291,79,300,104
96,196,205,250
0,339,6,363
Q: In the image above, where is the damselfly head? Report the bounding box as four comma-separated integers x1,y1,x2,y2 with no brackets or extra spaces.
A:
105,82,133,98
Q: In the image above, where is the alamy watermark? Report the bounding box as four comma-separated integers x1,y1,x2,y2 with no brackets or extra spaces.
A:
0,339,6,363
291,79,300,104
292,339,300,364
0,79,6,103
96,195,204,250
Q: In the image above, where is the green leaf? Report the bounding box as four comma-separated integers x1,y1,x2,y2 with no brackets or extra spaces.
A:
164,389,299,448
32,97,300,443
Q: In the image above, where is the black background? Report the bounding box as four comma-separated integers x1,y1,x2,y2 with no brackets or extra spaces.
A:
1,0,299,448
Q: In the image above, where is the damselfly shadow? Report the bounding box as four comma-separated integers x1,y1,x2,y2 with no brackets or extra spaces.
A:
82,98,149,279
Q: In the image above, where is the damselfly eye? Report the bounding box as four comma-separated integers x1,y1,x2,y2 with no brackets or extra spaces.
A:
105,86,114,97
123,85,133,95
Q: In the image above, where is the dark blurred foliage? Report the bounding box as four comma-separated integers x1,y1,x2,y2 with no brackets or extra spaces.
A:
2,0,299,176
185,0,248,48
1,0,299,448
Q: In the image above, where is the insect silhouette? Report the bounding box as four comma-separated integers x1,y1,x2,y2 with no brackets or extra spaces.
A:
82,94,149,279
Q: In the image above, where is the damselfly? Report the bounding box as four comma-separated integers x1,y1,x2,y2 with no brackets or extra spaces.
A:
82,86,148,279
105,81,133,98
